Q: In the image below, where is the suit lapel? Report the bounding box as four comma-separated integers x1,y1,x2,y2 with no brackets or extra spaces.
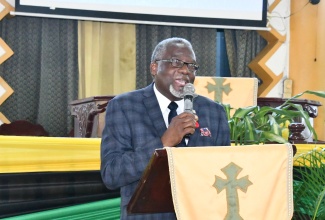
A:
142,84,167,138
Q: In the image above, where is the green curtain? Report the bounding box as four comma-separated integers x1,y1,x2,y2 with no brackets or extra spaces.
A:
224,29,266,79
3,198,121,220
136,25,217,89
0,16,78,137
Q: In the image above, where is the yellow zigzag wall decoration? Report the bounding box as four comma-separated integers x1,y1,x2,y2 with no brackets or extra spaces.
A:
0,0,15,124
268,0,282,12
0,38,14,64
248,0,286,97
0,0,14,20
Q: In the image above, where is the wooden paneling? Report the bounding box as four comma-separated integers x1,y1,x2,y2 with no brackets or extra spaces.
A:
290,1,325,140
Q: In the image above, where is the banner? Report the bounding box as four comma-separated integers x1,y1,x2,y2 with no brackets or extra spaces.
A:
194,76,258,115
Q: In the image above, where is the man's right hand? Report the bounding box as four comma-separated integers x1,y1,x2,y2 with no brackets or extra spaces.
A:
161,112,198,147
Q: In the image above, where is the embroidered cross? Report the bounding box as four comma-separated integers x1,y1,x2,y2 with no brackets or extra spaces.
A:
213,162,252,220
206,78,232,102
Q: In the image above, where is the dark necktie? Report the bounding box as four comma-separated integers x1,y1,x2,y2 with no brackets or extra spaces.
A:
168,102,187,146
168,102,178,124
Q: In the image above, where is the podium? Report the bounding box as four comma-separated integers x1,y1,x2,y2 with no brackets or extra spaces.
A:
127,149,173,213
128,144,294,220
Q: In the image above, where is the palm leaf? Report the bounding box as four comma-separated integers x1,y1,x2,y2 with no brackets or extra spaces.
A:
293,147,325,219
313,188,325,220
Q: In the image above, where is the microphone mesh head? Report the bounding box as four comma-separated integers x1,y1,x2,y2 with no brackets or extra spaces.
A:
183,83,195,96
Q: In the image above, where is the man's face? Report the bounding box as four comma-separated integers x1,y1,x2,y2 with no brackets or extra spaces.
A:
151,43,196,101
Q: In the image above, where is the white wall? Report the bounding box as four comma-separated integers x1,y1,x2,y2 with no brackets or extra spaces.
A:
6,0,14,7
266,0,291,98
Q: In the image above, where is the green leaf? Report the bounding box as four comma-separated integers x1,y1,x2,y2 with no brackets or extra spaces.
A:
292,90,325,99
221,103,232,121
244,116,256,142
313,187,325,220
285,103,317,141
261,131,287,143
232,106,257,118
281,90,325,107
293,147,325,219
268,114,281,135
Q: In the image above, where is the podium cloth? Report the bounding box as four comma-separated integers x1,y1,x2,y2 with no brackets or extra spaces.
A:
166,144,293,220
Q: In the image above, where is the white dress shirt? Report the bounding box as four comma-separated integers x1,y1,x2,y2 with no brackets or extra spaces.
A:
153,83,184,128
153,83,188,145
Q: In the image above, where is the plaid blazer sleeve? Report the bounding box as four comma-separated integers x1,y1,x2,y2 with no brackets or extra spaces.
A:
100,95,163,190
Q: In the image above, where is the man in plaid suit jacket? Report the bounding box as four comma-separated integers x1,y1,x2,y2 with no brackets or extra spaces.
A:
101,37,230,219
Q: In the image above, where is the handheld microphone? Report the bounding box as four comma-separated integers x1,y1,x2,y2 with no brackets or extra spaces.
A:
183,83,196,113
183,83,197,138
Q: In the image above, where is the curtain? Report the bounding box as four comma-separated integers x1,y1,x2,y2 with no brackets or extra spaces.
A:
0,16,78,137
224,29,267,80
0,172,119,219
78,21,136,98
136,25,217,89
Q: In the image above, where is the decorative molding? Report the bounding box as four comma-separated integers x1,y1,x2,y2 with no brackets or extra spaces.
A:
0,76,14,105
0,0,14,21
0,37,14,65
248,26,286,96
248,0,289,97
0,112,10,124
0,2,15,125
268,0,282,12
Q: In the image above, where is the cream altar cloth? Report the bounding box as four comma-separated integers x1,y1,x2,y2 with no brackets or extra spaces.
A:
166,144,294,220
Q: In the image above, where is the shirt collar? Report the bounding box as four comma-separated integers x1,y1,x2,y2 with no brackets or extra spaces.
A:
153,83,184,113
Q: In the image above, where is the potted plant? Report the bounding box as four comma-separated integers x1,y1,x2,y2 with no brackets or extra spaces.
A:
221,90,325,145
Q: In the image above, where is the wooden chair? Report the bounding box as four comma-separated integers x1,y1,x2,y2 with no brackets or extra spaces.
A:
0,120,49,136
